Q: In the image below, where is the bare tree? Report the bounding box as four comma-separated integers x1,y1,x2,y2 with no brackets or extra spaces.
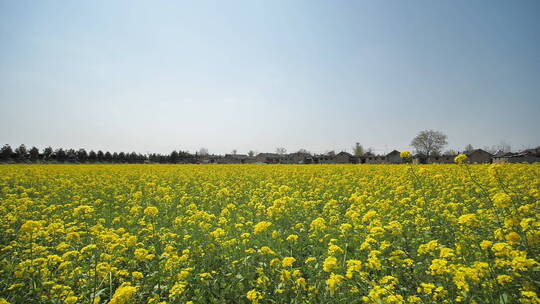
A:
275,147,287,155
248,150,255,157
485,141,512,154
198,148,209,156
444,149,457,156
495,141,511,153
464,144,474,154
232,149,237,155
297,148,310,154
411,130,448,156
353,142,364,156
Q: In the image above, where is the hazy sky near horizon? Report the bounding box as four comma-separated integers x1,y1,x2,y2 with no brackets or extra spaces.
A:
1,0,539,155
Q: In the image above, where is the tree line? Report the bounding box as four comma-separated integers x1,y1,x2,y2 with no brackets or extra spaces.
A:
1,130,518,164
0,144,202,164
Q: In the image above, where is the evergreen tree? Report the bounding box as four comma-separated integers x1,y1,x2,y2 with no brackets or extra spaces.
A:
29,146,40,162
43,147,53,161
77,149,88,163
118,152,126,163
130,152,140,163
15,144,28,162
89,150,97,162
97,150,104,162
66,149,77,163
55,148,66,162
0,144,13,161
170,150,179,163
104,152,113,162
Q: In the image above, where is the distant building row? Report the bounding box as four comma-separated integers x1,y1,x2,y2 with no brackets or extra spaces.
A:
3,144,538,165
210,147,540,164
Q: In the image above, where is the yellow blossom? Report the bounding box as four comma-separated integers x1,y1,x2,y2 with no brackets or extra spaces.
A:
323,256,338,272
110,284,138,304
430,259,449,275
64,296,78,304
454,154,468,164
253,221,272,234
326,273,344,296
497,275,512,285
282,257,296,268
400,151,412,159
246,289,263,304
458,213,477,226
506,232,521,244
286,234,299,242
480,240,493,250
492,193,512,208
169,281,187,298
20,220,42,234
144,206,158,217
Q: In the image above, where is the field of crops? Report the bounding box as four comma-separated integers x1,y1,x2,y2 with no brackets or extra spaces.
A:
0,163,539,304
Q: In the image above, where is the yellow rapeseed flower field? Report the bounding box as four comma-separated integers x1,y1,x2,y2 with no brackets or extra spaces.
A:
0,164,539,304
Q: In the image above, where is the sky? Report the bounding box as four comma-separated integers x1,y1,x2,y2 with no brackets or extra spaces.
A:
1,0,539,155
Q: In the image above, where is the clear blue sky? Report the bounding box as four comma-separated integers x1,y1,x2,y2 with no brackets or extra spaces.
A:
1,0,539,155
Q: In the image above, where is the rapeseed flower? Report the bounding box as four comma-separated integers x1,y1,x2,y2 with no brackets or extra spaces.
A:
20,220,41,234
400,151,412,159
492,192,512,208
253,221,272,234
282,257,296,268
454,154,468,164
497,275,512,285
458,213,477,227
110,284,137,304
326,273,344,296
144,206,158,217
323,256,338,272
246,289,263,304
1,163,538,303
506,232,521,244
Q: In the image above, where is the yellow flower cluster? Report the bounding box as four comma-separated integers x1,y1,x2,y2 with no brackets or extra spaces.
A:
253,221,272,235
454,153,468,164
109,284,137,304
143,206,158,217
246,289,263,304
400,151,412,159
0,163,538,303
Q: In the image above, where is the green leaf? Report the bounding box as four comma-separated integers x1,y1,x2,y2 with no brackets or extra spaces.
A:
499,292,508,304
